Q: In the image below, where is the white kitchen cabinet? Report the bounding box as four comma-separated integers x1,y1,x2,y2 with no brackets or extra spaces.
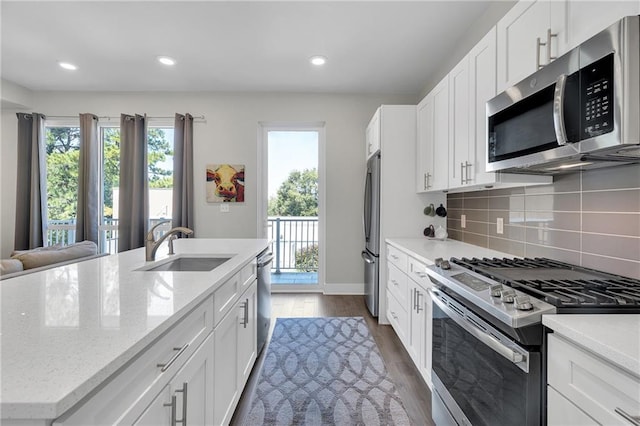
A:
214,280,257,426
555,1,640,54
134,333,214,426
497,0,565,92
416,77,449,193
448,55,471,189
385,243,433,388
547,386,598,426
366,108,381,160
547,333,640,425
416,94,434,192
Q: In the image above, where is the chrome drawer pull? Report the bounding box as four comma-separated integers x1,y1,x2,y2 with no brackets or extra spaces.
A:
157,343,189,372
175,382,188,425
615,408,640,426
164,395,178,426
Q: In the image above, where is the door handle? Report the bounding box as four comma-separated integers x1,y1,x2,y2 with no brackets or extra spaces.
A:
361,251,375,264
174,382,188,425
157,343,189,372
553,74,568,146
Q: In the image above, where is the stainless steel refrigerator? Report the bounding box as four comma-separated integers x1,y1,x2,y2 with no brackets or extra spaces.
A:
362,150,381,317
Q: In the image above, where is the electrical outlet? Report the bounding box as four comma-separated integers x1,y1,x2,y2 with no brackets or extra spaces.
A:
461,214,466,229
220,204,230,213
496,217,504,234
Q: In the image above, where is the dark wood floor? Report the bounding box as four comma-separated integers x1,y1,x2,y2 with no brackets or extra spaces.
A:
230,293,435,426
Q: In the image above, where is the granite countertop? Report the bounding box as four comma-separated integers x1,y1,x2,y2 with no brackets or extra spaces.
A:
0,238,269,420
385,237,512,264
543,314,640,378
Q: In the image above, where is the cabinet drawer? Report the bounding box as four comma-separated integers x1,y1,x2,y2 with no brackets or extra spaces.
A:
387,245,407,270
548,334,640,425
55,296,214,425
213,261,255,326
387,290,408,345
407,256,431,289
387,263,408,307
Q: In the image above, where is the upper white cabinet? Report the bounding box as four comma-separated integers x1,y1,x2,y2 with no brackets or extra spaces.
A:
416,77,449,193
448,55,471,189
554,1,640,54
497,0,565,92
366,108,381,160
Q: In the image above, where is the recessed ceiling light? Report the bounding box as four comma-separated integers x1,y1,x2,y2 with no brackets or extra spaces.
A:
58,62,77,71
157,56,176,66
310,55,327,66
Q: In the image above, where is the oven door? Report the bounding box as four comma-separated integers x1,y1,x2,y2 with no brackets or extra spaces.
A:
430,288,541,426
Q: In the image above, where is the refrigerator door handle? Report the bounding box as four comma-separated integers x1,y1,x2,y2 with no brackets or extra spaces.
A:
363,169,372,241
361,251,375,264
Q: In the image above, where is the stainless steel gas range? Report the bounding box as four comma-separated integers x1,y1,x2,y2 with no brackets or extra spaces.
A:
425,257,640,426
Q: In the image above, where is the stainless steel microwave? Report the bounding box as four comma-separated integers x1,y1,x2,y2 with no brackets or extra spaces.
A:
486,15,640,174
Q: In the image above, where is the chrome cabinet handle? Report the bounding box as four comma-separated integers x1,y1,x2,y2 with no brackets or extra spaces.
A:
390,254,399,260
390,311,398,320
553,74,568,145
460,162,464,185
615,408,640,426
164,395,178,426
175,383,188,425
157,343,189,372
424,172,428,190
239,299,249,328
536,37,543,69
464,161,472,184
416,290,423,313
391,279,399,286
546,28,557,64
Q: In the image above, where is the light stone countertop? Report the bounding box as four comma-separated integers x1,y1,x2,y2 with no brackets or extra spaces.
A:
543,314,640,378
0,238,269,420
385,237,513,264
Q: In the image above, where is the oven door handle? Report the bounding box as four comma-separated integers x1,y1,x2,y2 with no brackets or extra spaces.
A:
429,288,529,372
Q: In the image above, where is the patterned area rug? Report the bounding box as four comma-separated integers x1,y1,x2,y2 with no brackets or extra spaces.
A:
244,317,410,425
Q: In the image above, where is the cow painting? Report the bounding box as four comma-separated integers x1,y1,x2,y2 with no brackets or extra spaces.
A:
206,164,245,202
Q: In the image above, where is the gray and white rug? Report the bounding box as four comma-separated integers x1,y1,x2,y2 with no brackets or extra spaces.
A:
244,317,410,425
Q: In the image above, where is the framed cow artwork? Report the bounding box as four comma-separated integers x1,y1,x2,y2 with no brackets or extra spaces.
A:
206,164,245,202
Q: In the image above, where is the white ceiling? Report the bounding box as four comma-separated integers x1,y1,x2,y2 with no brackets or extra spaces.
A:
1,1,495,95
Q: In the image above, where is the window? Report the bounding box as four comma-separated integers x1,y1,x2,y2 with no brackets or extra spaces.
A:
44,121,174,254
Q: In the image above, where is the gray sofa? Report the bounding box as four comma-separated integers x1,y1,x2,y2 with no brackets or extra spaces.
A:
0,241,104,280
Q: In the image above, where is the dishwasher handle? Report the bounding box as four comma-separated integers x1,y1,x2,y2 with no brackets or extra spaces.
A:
257,253,273,267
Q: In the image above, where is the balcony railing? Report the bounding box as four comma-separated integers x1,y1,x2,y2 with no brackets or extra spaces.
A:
47,218,171,254
267,216,318,273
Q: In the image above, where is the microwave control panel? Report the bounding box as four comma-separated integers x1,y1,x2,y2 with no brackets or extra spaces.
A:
581,53,614,140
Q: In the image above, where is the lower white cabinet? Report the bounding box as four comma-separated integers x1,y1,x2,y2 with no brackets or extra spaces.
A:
547,333,640,425
386,244,433,388
133,333,215,425
214,280,257,426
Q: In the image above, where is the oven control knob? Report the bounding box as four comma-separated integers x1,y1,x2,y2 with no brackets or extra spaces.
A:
501,289,516,303
515,296,534,311
440,260,451,270
490,284,503,297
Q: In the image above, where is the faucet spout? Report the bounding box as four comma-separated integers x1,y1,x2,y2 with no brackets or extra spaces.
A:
146,224,194,261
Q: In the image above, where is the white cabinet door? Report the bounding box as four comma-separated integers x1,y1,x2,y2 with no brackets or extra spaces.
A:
170,333,214,426
416,94,434,192
448,55,471,189
497,0,560,92
431,77,450,192
237,282,257,388
366,108,381,159
407,283,423,363
547,386,598,426
470,27,498,187
213,301,240,426
420,286,432,386
555,1,640,54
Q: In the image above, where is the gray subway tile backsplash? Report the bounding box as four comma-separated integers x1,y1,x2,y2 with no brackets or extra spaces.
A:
446,165,640,279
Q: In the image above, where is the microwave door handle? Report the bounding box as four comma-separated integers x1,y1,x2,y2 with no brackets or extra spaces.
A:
553,73,568,145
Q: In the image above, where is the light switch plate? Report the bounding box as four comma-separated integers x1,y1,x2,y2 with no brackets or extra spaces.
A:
496,217,504,234
220,204,230,213
461,214,466,229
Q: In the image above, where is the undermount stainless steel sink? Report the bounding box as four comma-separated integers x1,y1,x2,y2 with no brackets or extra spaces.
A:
140,257,231,272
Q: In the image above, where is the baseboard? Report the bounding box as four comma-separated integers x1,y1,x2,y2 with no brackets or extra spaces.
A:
322,283,364,295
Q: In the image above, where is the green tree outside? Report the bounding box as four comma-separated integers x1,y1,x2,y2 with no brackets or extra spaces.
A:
45,126,173,221
268,168,318,217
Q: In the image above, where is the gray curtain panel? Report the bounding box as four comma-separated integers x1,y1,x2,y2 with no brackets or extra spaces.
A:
172,113,194,234
14,113,47,250
76,113,100,245
118,114,149,252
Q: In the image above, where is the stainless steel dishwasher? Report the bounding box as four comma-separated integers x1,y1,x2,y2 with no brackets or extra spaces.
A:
256,247,273,355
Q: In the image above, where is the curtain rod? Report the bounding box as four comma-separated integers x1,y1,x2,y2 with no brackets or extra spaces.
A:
45,114,206,121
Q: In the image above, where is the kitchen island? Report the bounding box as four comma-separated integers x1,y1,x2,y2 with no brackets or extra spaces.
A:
1,238,269,426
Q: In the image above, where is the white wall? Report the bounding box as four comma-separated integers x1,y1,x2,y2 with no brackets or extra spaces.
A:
0,90,416,288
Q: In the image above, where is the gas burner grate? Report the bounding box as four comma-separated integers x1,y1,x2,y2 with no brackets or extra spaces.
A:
451,257,640,309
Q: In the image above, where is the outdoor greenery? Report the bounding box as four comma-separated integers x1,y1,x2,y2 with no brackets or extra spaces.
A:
267,168,318,217
45,126,173,221
295,244,318,272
